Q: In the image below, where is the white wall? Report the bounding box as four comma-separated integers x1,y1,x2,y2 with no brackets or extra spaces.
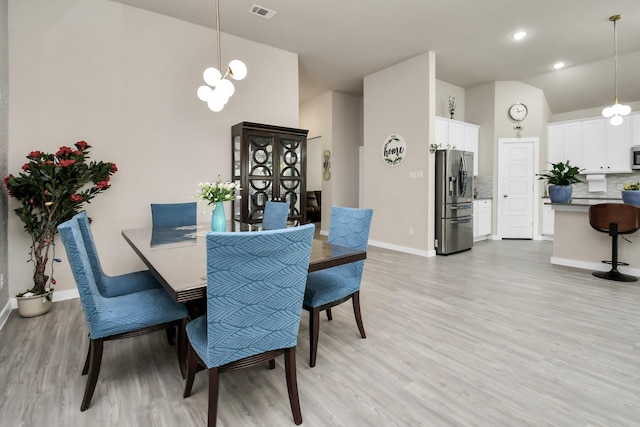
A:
7,0,300,297
300,91,361,232
0,0,8,316
436,79,465,121
300,92,332,230
363,52,435,255
306,137,323,191
330,92,362,209
466,82,495,177
551,101,640,123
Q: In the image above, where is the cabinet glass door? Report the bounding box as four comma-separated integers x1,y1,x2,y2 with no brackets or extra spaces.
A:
278,137,304,222
248,133,275,221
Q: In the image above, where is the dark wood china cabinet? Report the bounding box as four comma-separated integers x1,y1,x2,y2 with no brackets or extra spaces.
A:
231,122,308,225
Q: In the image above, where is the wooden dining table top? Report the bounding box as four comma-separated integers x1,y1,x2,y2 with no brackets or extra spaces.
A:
121,225,366,302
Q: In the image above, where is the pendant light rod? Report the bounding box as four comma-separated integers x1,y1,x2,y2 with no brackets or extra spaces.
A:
215,0,222,73
602,14,630,126
611,14,620,104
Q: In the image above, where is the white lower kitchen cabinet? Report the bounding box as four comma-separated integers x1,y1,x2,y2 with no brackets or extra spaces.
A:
473,199,492,241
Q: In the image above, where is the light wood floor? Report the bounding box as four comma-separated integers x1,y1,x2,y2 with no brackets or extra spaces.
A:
2,240,639,426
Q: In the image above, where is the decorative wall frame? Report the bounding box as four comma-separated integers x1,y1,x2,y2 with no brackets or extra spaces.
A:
323,150,331,180
381,134,406,167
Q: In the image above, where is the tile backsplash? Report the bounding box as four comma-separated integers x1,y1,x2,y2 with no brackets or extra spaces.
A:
571,172,640,198
471,172,639,200
474,175,493,199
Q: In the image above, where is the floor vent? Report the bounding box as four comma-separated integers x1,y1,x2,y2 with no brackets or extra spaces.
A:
249,4,276,19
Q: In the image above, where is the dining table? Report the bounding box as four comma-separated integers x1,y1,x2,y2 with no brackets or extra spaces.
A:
121,224,367,303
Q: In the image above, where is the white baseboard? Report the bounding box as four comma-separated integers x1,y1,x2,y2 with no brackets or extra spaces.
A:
0,289,80,330
550,256,640,276
367,239,432,257
0,299,12,330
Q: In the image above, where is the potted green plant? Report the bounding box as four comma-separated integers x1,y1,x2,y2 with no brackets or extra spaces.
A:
4,141,117,317
536,160,583,203
622,182,640,206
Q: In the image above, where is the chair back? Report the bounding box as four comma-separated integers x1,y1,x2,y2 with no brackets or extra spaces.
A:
73,211,109,294
327,206,373,280
262,200,289,230
204,223,315,367
589,203,640,234
328,207,373,250
58,218,107,336
151,202,197,228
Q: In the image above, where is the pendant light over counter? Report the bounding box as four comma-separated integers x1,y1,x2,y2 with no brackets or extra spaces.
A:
196,0,247,112
601,14,631,126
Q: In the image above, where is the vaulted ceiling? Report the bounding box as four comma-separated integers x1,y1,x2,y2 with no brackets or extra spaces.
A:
112,0,640,114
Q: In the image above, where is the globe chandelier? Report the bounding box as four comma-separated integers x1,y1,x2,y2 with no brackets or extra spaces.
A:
196,0,247,112
601,14,631,126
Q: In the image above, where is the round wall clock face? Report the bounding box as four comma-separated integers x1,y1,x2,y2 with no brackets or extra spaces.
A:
508,103,528,121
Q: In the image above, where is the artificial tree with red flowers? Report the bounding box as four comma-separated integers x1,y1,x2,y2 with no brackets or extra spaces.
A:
4,141,117,296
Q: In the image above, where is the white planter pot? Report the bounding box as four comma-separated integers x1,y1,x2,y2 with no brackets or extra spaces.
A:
17,291,54,318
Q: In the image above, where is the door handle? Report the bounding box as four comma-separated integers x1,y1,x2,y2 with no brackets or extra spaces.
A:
503,194,508,198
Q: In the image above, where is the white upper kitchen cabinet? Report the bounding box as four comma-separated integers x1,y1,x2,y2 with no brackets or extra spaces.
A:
631,113,640,145
547,122,582,167
605,118,632,172
435,116,479,174
581,117,630,173
581,119,605,172
435,118,449,147
548,114,637,174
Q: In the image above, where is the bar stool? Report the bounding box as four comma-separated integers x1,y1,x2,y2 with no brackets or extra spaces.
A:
588,203,640,282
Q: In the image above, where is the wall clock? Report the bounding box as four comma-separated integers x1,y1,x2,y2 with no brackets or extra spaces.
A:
508,103,528,121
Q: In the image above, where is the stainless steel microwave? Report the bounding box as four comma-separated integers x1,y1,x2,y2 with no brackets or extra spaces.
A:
633,145,640,170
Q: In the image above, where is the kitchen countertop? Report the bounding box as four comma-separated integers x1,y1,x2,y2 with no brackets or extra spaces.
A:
544,197,622,206
546,197,624,212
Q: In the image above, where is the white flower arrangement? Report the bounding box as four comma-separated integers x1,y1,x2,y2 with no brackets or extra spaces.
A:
196,177,241,205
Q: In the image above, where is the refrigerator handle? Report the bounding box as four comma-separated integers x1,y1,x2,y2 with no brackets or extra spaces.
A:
449,176,457,196
459,157,468,196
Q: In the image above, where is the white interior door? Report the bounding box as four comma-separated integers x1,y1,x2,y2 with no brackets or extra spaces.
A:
498,138,538,239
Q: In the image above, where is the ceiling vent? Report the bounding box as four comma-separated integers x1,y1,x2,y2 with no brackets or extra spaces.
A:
249,4,276,19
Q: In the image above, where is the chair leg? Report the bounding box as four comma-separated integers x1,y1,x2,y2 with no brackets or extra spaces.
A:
81,338,104,411
208,368,220,427
177,319,187,379
309,308,320,367
81,341,90,375
326,308,332,320
284,347,303,425
183,343,198,398
352,291,367,339
165,326,176,346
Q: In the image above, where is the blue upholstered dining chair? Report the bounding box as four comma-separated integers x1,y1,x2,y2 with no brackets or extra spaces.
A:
74,211,178,350
74,211,161,297
182,223,316,427
58,217,189,412
303,206,373,367
150,202,197,228
262,200,289,230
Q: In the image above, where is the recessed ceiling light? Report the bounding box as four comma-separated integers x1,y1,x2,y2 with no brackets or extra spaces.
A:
553,62,565,70
512,31,527,40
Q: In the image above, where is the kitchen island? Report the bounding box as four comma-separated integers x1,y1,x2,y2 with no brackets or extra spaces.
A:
547,198,640,277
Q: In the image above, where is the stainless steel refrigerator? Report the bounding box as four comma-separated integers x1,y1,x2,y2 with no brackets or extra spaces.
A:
435,149,474,255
